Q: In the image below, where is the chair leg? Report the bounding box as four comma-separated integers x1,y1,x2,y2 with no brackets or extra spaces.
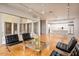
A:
68,47,75,56
6,46,10,52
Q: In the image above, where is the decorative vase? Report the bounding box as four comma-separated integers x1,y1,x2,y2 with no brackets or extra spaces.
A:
34,36,40,50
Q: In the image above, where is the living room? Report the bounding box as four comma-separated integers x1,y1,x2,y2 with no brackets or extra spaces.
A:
0,3,79,56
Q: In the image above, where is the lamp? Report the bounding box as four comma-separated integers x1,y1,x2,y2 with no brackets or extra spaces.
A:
67,3,70,20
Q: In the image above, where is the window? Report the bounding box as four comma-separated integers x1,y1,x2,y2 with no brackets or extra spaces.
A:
13,23,17,34
27,23,32,33
23,24,26,32
20,23,22,33
5,22,12,35
34,22,38,34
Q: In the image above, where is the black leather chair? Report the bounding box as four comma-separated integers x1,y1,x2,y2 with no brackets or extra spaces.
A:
50,50,62,56
5,34,22,52
56,37,77,53
71,44,79,56
22,33,34,41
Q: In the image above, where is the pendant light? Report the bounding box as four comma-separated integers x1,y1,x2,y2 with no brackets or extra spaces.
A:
67,3,70,20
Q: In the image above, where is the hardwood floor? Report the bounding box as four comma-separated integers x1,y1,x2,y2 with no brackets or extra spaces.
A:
0,34,78,56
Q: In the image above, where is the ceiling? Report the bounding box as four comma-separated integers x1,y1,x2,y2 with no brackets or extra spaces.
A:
0,3,79,20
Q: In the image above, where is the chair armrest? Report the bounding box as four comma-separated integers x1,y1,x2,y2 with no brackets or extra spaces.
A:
6,41,22,46
56,42,63,47
56,42,68,50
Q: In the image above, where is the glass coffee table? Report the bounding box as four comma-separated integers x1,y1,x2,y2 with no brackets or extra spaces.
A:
25,39,49,56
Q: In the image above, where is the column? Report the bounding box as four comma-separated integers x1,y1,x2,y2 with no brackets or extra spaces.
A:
38,21,40,36
0,14,5,44
31,22,34,34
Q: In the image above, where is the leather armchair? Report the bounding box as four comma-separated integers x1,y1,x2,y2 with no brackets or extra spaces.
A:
71,44,79,56
22,33,34,41
5,34,22,52
5,34,22,46
56,37,77,53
